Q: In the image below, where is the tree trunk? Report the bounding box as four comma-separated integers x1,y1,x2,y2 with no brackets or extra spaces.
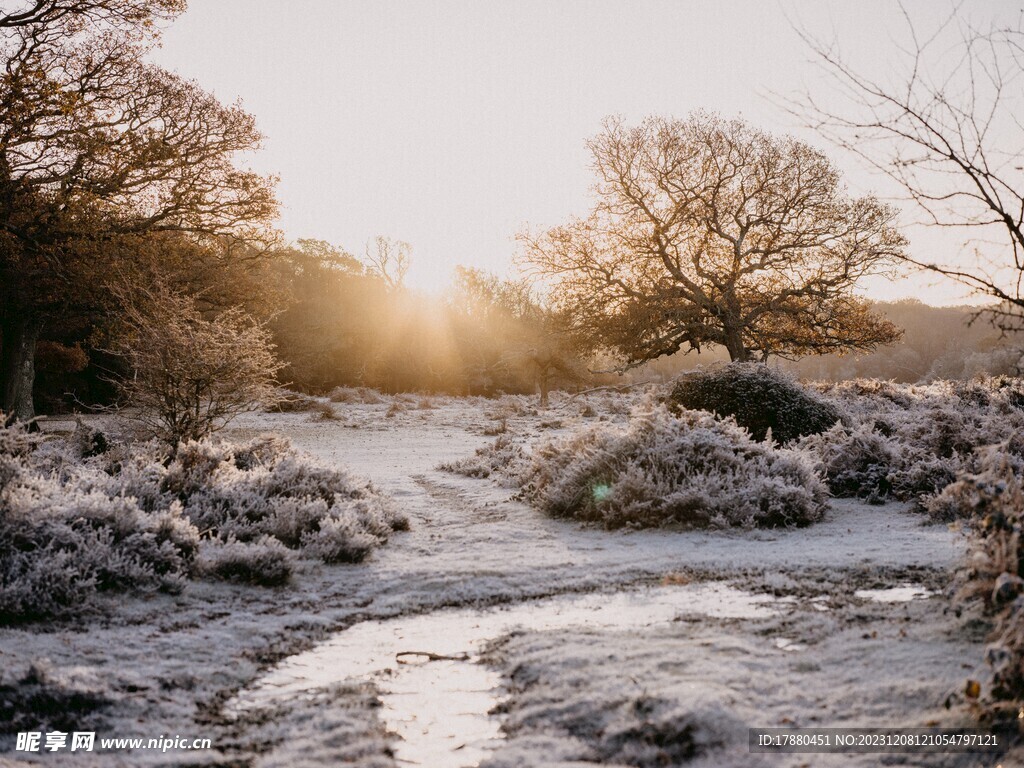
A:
1,314,43,422
538,371,550,408
722,327,751,362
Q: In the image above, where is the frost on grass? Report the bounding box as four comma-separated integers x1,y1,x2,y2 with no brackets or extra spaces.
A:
0,419,404,621
519,402,826,529
438,434,527,482
0,662,110,741
800,377,1024,508
670,363,842,444
481,633,744,768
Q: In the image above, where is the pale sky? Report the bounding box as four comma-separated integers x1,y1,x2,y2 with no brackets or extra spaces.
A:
151,0,1021,304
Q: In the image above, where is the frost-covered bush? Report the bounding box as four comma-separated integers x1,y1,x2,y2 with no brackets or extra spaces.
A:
948,447,1024,713
300,517,377,564
438,434,527,482
310,401,340,420
0,417,198,622
200,537,294,586
519,402,827,529
273,392,326,412
801,378,1024,507
133,435,408,560
328,386,385,404
0,418,404,620
669,364,842,444
113,287,284,446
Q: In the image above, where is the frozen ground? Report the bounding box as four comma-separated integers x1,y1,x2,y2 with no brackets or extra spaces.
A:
0,395,1014,767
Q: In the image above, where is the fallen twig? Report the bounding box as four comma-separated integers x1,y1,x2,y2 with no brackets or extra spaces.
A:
395,650,470,663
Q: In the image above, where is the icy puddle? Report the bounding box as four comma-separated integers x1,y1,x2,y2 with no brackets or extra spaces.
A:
854,584,935,603
234,582,777,767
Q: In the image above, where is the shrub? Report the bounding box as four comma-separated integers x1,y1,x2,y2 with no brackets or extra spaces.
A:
669,364,842,444
801,378,1024,507
949,447,1024,714
149,436,408,559
72,419,109,459
274,392,327,412
200,537,293,586
327,387,385,404
300,517,377,564
309,401,339,421
438,434,526,481
0,418,199,621
0,418,403,620
482,418,508,436
519,402,827,529
112,286,284,446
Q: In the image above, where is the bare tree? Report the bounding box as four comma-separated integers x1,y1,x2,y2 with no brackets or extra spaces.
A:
112,284,283,447
519,113,905,366
790,5,1024,331
365,236,411,290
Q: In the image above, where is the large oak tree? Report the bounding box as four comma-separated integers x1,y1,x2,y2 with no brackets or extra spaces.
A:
520,114,905,366
0,0,277,421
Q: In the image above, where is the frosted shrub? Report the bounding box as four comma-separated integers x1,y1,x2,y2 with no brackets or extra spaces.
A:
273,392,326,412
520,403,827,529
71,420,109,459
670,364,842,444
803,377,1024,507
803,423,895,503
0,418,199,621
113,287,284,446
148,436,408,559
0,417,403,619
300,516,377,564
328,387,385,404
947,448,1024,714
438,434,527,481
200,537,293,586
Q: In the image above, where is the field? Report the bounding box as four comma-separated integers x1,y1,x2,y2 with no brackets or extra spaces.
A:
1,387,1015,768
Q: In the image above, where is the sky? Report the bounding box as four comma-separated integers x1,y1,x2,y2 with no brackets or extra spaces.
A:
150,0,1021,303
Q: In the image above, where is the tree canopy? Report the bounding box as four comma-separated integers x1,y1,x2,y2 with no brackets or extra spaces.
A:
0,0,278,420
520,113,906,365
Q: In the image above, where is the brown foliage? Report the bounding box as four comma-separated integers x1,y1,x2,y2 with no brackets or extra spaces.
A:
0,0,278,419
519,113,905,366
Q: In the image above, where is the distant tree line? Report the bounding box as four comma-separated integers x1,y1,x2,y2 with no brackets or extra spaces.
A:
268,240,585,400
639,299,1024,384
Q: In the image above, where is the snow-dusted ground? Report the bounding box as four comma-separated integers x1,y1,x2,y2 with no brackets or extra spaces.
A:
1,396,1013,767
